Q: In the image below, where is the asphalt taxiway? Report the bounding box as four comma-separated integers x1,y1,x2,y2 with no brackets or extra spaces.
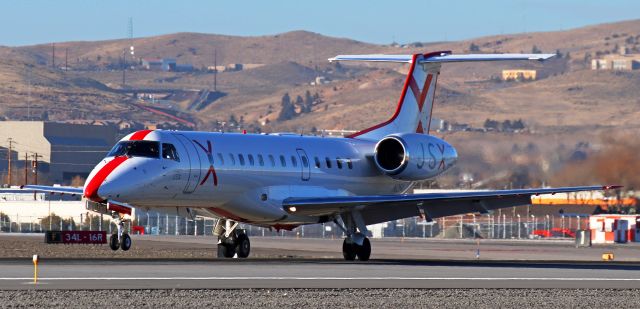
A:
2,258,640,289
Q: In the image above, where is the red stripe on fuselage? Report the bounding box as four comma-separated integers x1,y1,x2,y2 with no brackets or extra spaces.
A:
208,207,245,222
84,156,128,202
130,130,153,140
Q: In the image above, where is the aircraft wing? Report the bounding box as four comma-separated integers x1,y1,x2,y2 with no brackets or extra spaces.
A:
283,186,618,225
21,185,84,196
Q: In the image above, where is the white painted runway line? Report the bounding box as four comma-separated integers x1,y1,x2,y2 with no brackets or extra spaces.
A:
2,277,640,281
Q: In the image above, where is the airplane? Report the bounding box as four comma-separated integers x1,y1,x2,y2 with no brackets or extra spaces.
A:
24,51,619,261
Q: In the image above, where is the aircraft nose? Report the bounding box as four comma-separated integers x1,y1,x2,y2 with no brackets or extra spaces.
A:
83,156,129,202
96,178,130,201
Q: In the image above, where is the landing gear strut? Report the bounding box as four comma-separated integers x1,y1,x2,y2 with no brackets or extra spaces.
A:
109,215,131,251
336,211,371,261
213,218,250,258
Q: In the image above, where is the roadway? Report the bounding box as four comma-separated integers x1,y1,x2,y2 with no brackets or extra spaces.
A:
2,258,640,289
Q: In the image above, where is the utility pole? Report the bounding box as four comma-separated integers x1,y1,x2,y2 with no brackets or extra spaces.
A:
213,48,217,91
32,153,40,186
27,66,31,120
7,138,13,186
65,48,68,71
32,153,40,200
24,152,28,186
51,43,55,68
122,48,126,87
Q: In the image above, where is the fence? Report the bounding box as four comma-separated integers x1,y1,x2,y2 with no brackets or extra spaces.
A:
1,210,590,240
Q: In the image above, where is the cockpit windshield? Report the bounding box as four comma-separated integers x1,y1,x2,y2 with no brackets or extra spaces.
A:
107,141,160,158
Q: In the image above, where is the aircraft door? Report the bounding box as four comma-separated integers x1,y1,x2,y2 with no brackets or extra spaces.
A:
296,149,310,181
173,134,202,193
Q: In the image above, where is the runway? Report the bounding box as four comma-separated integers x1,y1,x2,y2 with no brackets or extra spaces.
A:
2,258,640,289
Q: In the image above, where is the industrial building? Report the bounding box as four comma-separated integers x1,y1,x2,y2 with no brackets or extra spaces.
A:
502,69,537,81
141,58,192,72
0,121,118,185
591,54,640,70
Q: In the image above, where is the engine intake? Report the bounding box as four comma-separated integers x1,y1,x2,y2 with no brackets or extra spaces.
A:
374,137,407,174
374,133,457,181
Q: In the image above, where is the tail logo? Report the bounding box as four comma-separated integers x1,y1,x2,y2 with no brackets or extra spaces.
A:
409,74,434,134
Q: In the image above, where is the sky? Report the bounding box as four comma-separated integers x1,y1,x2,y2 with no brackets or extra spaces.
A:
1,0,639,46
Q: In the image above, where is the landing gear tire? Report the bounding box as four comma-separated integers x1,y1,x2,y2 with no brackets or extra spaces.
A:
218,243,235,258
235,234,251,258
109,234,119,251
120,233,132,251
342,238,357,261
356,237,371,261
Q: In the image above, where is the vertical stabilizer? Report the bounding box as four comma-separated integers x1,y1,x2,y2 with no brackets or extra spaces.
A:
328,52,554,140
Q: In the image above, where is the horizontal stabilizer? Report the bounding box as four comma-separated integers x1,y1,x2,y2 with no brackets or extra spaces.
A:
329,52,555,64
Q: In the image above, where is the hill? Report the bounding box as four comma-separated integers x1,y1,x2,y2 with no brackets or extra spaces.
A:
1,20,639,134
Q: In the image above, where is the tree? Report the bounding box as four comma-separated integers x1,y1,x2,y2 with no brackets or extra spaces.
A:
555,49,563,59
295,95,304,111
512,119,525,130
501,120,513,131
228,114,238,127
483,119,499,131
277,93,296,121
303,90,314,113
469,43,480,52
531,45,542,54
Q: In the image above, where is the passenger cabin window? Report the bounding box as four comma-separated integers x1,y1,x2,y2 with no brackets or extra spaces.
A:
325,157,332,168
314,157,321,168
162,143,180,162
238,154,245,166
291,156,298,167
336,157,343,169
248,154,255,166
258,155,264,166
217,153,225,165
108,141,160,159
347,159,353,169
280,155,286,167
228,154,236,165
269,155,275,167
301,155,309,168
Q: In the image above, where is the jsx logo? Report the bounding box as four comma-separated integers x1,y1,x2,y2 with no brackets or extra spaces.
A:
423,142,446,171
193,140,218,187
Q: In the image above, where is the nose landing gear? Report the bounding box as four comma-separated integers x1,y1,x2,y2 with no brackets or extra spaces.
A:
213,218,250,258
109,215,131,251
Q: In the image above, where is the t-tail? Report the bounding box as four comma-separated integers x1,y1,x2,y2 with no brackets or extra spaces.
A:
329,51,555,140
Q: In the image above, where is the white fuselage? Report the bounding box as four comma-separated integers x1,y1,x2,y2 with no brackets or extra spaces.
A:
85,130,456,227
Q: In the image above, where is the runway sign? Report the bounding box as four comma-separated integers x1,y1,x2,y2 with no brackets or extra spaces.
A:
45,231,107,244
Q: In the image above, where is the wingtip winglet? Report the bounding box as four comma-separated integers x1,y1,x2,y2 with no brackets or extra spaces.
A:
603,185,623,190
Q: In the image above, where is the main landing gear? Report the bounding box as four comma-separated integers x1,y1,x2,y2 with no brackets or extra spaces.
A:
213,218,250,258
109,216,131,251
335,212,371,261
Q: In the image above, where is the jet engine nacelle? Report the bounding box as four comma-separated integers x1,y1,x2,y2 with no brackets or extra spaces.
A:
374,133,458,181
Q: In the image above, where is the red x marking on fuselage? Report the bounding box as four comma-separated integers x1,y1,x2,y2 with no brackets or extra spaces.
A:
193,140,218,186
